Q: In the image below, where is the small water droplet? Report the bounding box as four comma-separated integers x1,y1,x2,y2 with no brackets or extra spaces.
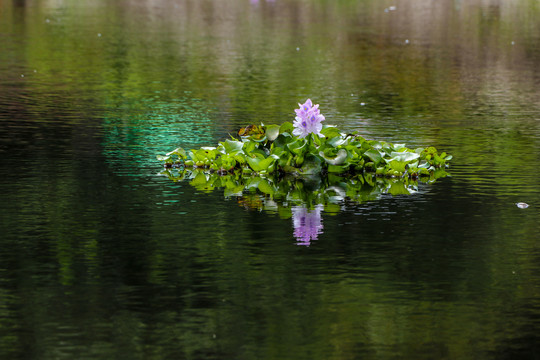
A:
389,5,397,11
296,47,300,51
97,33,102,37
511,41,515,45
21,74,24,77
360,102,366,106
516,202,529,209
405,39,409,44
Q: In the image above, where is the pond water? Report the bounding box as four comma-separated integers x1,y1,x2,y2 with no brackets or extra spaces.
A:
1,0,540,358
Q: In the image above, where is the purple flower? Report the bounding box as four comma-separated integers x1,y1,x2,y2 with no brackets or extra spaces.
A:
292,205,324,246
293,99,325,138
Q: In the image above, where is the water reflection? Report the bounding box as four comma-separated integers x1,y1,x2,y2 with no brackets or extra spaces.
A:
160,167,448,244
292,204,323,246
2,0,540,357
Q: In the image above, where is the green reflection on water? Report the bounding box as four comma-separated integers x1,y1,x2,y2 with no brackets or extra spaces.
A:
101,97,218,170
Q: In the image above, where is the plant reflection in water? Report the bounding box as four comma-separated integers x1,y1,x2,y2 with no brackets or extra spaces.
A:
159,167,448,245
292,204,324,246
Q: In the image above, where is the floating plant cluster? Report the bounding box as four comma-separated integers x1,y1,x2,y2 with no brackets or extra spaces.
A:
157,99,452,180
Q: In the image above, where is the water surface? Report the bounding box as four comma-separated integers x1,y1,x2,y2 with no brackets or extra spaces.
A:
1,0,540,359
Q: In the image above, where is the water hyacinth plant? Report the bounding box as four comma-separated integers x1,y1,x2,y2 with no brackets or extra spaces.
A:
158,99,452,179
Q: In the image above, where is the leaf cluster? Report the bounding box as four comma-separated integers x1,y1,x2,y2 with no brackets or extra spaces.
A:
157,122,452,178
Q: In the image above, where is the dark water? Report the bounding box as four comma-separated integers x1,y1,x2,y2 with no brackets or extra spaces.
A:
1,0,540,359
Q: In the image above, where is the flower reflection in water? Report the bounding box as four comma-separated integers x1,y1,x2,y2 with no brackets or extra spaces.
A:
292,204,324,246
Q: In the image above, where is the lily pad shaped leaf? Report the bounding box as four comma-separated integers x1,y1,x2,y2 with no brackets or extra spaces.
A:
279,122,294,134
364,149,383,165
265,124,280,141
389,151,420,162
287,138,307,156
166,147,187,159
320,149,348,165
246,154,279,172
327,136,347,147
220,139,244,154
320,126,342,139
156,155,171,162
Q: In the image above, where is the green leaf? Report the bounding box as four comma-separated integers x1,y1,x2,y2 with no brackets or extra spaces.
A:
281,165,297,174
246,155,278,172
257,179,275,195
312,133,322,146
193,148,217,162
270,146,286,158
389,151,420,162
389,160,407,173
320,126,342,138
423,147,438,156
418,160,430,169
381,143,394,155
433,154,445,166
243,141,257,154
368,140,383,150
327,136,347,147
244,177,261,189
166,147,187,158
295,153,305,167
364,149,382,164
233,153,246,164
265,124,280,141
273,133,293,148
156,155,171,162
221,139,244,154
279,122,294,134
251,148,268,158
286,138,307,155
201,146,216,151
319,149,348,165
